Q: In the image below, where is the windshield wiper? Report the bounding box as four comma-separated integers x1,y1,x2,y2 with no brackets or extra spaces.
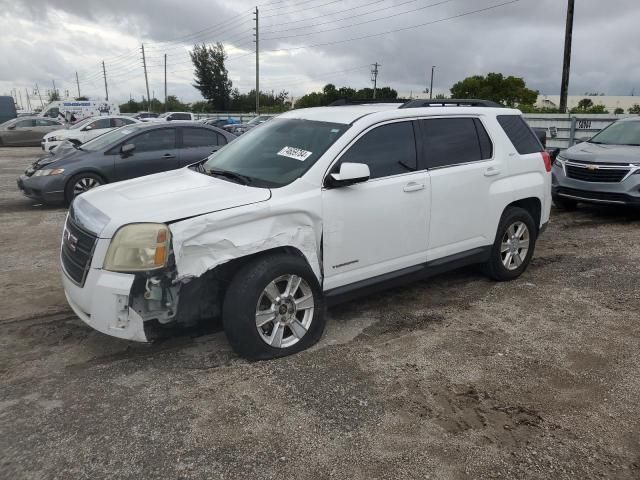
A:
207,168,253,185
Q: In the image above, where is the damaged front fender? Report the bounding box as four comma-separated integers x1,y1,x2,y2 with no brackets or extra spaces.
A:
169,201,322,283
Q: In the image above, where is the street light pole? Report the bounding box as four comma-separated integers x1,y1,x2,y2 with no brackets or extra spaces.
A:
430,66,435,99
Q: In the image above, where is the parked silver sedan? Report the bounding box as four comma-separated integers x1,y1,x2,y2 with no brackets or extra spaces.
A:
0,117,64,146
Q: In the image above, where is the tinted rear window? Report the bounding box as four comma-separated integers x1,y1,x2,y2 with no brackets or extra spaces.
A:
497,115,542,154
419,118,484,168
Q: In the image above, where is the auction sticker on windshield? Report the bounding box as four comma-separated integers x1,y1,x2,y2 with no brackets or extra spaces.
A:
277,146,312,162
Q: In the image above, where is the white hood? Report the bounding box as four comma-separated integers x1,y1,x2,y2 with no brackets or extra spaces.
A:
77,168,271,237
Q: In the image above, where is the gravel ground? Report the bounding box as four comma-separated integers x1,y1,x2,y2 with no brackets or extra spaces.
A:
1,147,639,479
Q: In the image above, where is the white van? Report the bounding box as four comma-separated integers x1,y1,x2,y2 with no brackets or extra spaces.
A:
40,100,120,123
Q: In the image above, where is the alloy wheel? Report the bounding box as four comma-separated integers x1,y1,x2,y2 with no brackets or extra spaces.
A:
255,274,314,348
500,221,530,271
73,177,101,197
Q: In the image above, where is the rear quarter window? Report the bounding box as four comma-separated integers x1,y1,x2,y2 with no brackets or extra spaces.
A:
497,115,542,154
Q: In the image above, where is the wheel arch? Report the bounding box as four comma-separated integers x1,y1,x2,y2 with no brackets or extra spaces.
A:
505,197,542,231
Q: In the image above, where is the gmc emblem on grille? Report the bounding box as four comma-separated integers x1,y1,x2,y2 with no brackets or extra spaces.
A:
63,227,78,252
586,165,599,171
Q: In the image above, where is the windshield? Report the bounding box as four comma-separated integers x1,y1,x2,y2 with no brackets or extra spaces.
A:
69,117,94,130
203,118,348,187
81,126,138,151
158,113,169,118
589,121,640,146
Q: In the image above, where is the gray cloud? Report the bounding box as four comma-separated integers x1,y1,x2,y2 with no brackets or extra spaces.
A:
1,0,638,106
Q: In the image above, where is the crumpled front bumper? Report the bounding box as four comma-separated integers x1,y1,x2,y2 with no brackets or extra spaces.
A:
62,267,148,342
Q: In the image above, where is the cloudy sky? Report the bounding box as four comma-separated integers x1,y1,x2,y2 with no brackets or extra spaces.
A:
0,0,638,109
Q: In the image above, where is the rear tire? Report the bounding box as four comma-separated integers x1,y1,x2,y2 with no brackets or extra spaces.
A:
222,254,325,360
483,207,537,282
64,172,105,206
552,195,578,210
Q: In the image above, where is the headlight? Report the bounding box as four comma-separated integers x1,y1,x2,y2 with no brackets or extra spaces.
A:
32,168,65,176
554,155,566,167
103,223,171,272
48,136,58,142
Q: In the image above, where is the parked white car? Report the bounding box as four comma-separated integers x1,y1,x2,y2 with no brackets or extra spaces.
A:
147,112,195,122
60,100,551,360
42,115,140,151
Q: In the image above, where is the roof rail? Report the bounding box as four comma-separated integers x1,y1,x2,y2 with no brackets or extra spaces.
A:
328,98,409,106
399,98,504,109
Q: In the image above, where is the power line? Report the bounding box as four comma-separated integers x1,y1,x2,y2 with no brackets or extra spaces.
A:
261,0,343,19
261,0,389,33
263,0,456,41
262,0,521,54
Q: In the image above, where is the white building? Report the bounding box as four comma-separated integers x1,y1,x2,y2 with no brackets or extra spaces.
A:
536,95,640,112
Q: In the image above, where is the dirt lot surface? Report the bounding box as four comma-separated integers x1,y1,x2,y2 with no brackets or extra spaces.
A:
1,146,639,479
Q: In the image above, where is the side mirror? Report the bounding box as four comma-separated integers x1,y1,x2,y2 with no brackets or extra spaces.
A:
549,148,561,161
325,162,370,188
83,125,93,131
166,116,173,121
121,143,136,155
7,125,15,130
578,136,590,143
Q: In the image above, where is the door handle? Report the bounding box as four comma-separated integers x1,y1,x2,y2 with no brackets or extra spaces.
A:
403,182,425,192
162,153,176,159
484,167,501,177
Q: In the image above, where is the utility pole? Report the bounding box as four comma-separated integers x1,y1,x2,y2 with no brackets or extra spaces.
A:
371,62,380,99
164,53,167,112
141,44,151,112
430,66,435,99
18,90,23,110
25,88,32,111
75,71,81,98
559,0,575,114
102,61,109,101
254,7,260,113
52,80,57,98
35,84,44,108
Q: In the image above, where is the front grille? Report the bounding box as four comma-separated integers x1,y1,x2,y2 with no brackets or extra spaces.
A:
566,164,629,183
61,216,98,286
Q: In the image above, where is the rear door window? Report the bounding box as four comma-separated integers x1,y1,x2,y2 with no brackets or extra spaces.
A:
128,128,176,153
172,113,191,121
418,117,485,168
182,128,219,147
497,115,542,154
338,121,417,179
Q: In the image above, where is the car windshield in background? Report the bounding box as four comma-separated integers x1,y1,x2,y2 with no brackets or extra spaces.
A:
81,126,138,151
69,117,94,130
203,118,348,187
589,121,640,146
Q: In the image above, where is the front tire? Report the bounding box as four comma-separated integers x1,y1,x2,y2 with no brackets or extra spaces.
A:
64,172,105,206
222,254,325,360
483,207,537,281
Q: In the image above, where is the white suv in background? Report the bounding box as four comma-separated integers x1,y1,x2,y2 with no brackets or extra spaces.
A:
60,99,551,360
150,112,195,122
42,115,139,151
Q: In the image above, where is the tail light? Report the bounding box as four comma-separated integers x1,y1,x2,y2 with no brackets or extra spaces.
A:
541,151,552,172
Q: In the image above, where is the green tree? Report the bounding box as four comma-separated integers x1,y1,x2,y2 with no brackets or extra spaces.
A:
190,42,232,110
614,107,624,114
75,96,89,101
570,99,608,114
449,72,538,107
48,90,60,102
576,98,594,110
294,84,397,108
628,104,640,114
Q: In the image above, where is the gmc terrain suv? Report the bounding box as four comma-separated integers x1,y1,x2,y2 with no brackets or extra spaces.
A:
60,99,551,360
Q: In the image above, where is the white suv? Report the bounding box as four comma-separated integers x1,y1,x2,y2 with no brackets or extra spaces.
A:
61,100,551,360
